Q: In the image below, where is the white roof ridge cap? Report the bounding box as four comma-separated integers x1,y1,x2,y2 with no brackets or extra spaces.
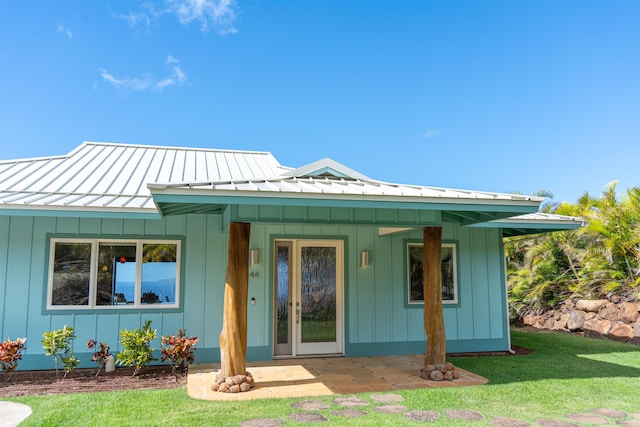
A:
2,189,147,198
362,178,544,201
81,141,275,156
0,153,69,164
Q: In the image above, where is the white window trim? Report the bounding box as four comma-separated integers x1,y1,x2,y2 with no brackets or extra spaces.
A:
407,242,458,305
47,238,181,310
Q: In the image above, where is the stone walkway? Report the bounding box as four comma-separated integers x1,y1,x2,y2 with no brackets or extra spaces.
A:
188,355,487,400
0,401,32,427
240,395,640,426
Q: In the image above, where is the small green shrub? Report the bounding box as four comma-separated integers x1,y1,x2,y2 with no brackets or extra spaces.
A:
160,329,198,374
87,339,111,376
42,325,79,379
117,320,157,376
0,337,27,377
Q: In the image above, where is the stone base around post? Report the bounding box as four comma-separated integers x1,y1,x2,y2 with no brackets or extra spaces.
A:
419,363,460,381
211,371,255,393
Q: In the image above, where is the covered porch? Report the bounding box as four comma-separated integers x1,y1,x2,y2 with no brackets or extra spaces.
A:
187,355,488,401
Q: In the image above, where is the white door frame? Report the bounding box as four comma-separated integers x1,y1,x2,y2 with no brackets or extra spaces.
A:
273,239,344,357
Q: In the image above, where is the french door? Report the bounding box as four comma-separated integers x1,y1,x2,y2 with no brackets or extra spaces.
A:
274,240,344,357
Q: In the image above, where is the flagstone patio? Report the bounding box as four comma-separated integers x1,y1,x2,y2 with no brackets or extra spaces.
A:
187,354,487,401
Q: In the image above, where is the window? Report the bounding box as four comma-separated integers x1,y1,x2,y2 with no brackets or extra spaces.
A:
407,243,458,305
48,239,180,309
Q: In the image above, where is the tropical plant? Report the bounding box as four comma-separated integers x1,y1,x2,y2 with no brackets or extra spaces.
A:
160,329,198,373
41,326,79,379
86,339,111,376
506,183,640,317
0,337,27,377
117,320,157,376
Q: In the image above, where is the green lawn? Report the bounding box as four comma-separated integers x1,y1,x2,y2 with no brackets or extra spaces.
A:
5,329,640,426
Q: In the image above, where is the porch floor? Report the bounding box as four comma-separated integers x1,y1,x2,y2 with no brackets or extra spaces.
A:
187,355,488,401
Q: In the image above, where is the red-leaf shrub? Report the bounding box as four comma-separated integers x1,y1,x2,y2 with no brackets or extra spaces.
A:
160,329,198,374
1,337,27,375
87,339,111,376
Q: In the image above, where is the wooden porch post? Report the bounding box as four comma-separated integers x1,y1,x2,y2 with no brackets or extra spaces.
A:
219,222,250,378
423,226,446,366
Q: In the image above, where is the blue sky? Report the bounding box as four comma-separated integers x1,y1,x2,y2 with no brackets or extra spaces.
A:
1,0,638,204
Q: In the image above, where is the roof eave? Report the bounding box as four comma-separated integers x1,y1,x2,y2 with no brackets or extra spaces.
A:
0,205,161,219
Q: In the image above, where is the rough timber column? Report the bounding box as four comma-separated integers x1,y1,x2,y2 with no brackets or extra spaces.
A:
423,226,446,366
219,222,250,377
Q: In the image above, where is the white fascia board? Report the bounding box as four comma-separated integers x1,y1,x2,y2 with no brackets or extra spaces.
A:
148,187,542,212
0,204,160,218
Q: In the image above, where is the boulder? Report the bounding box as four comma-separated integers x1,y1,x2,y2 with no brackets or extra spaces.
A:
543,317,555,329
430,370,443,381
564,300,575,310
619,302,639,324
608,322,633,342
598,303,620,321
610,295,622,304
576,299,608,313
523,313,539,326
632,319,640,345
567,310,585,331
553,313,570,330
584,319,612,338
232,374,247,385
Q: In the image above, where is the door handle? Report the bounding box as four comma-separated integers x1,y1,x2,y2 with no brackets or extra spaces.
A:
296,308,300,324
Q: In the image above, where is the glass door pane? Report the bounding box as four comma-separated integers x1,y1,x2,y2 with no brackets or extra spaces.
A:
300,246,337,343
296,240,343,356
274,241,292,356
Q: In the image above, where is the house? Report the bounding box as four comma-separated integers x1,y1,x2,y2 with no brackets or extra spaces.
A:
0,142,581,370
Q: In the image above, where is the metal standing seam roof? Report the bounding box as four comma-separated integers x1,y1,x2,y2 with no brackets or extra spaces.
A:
148,176,543,207
491,212,584,224
472,212,585,236
0,140,556,227
0,141,285,213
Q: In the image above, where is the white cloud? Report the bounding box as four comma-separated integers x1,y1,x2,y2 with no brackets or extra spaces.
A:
116,0,237,34
423,129,442,139
168,0,237,34
100,69,123,87
168,56,187,83
100,56,187,93
155,78,175,90
57,24,73,39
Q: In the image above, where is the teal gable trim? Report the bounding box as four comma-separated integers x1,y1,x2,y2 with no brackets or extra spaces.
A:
0,208,161,219
305,166,349,178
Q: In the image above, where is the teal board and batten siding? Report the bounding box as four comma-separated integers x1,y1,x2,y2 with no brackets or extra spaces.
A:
0,214,229,370
247,222,509,357
0,213,509,370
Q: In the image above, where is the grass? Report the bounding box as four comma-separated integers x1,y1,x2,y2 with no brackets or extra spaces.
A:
5,329,640,426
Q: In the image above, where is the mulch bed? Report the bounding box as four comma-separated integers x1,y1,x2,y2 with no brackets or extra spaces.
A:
0,345,533,398
0,365,186,397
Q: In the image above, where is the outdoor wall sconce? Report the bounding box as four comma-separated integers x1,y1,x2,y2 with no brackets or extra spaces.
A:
250,249,260,267
360,250,370,268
